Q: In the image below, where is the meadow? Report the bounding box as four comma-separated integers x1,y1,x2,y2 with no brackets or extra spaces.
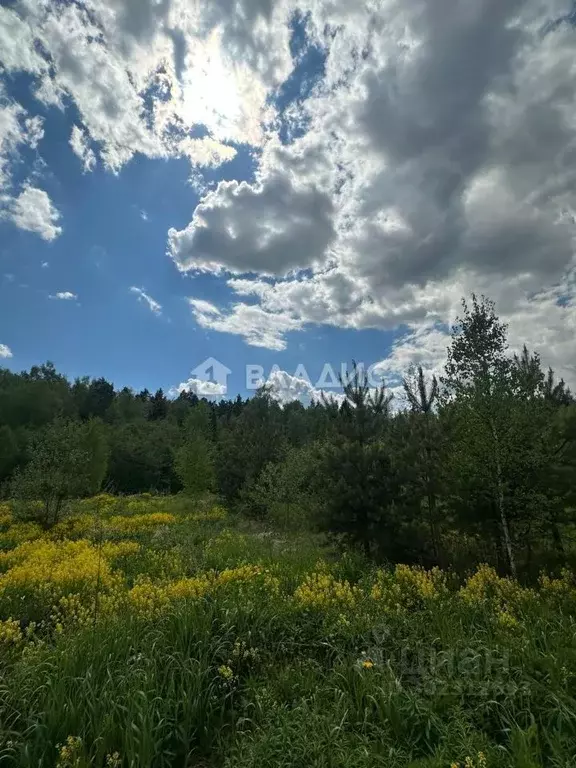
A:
0,494,575,768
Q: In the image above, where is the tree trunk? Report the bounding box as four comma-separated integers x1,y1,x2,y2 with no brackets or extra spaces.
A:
525,521,533,577
490,419,517,579
424,424,439,563
427,486,439,563
550,517,565,558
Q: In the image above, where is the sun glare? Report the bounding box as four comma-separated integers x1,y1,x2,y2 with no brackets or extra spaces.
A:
180,30,242,140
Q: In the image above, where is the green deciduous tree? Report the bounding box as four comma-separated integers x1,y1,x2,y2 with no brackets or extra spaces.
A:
106,421,179,494
241,443,321,529
442,296,517,574
174,404,216,497
11,418,109,528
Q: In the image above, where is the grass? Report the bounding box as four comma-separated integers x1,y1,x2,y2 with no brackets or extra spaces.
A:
0,494,575,767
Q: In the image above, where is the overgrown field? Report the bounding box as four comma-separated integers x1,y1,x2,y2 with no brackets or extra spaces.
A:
0,495,575,767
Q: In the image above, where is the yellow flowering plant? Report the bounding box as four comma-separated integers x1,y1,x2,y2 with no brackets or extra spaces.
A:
0,503,13,530
459,564,536,628
0,539,127,625
294,572,359,611
0,521,44,548
450,751,487,768
369,564,447,613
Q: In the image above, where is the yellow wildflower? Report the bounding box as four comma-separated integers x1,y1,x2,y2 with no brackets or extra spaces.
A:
187,506,228,522
0,503,13,529
370,564,446,613
449,752,487,768
105,513,176,535
0,522,43,547
56,735,83,768
497,610,519,630
539,570,576,605
0,618,23,645
294,573,358,609
218,664,234,680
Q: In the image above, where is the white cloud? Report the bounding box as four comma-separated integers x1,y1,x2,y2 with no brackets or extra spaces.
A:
0,343,13,359
373,326,452,385
169,173,335,276
70,125,96,173
0,6,47,75
164,0,576,386
32,2,165,172
7,185,62,241
263,368,346,407
188,296,302,350
176,136,237,169
50,291,78,301
172,377,227,397
0,97,44,190
0,0,290,175
2,0,576,386
130,286,162,315
188,298,221,315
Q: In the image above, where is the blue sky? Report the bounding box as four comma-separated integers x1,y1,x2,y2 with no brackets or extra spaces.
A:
1,1,576,402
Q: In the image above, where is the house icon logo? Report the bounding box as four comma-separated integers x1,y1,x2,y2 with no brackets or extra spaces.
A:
190,357,231,395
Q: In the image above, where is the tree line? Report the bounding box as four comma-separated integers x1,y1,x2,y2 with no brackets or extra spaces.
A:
1,295,575,578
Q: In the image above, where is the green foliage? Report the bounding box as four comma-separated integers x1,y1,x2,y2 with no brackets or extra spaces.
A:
10,418,109,528
241,443,321,529
217,393,285,500
315,439,400,559
0,292,575,576
106,421,179,494
1,499,576,767
174,433,215,496
0,425,19,485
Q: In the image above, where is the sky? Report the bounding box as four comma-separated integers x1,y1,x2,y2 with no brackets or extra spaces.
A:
0,0,576,404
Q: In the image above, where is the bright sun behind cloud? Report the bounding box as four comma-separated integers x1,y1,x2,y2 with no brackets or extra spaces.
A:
179,31,243,141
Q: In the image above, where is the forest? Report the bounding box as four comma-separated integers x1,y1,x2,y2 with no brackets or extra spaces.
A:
1,295,576,767
1,294,575,578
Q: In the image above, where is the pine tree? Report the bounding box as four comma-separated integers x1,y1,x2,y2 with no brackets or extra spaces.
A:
402,366,441,559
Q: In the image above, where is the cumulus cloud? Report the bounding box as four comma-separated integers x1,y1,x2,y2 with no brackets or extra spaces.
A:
169,173,335,276
130,286,162,315
3,0,576,384
7,185,62,241
70,125,96,173
176,136,237,169
0,0,289,174
50,291,77,300
0,343,13,359
374,326,452,383
0,6,47,76
188,296,302,350
172,377,227,397
263,368,346,407
0,0,298,241
164,0,576,382
0,97,44,191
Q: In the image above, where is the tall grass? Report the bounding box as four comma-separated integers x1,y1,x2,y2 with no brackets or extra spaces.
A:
0,494,575,767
